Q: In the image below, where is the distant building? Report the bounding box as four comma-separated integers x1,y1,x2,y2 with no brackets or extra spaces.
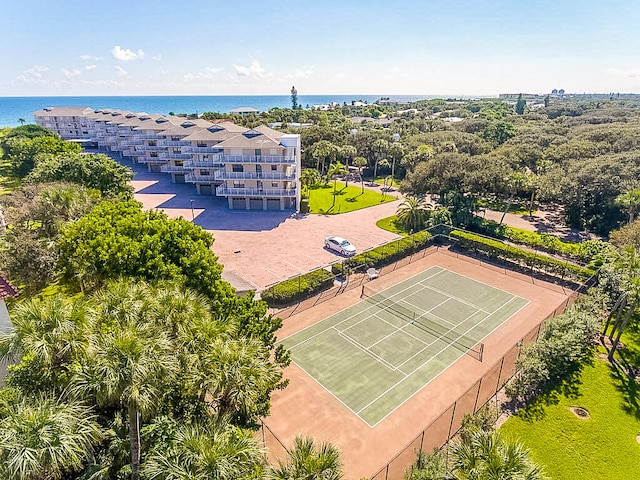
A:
229,107,260,115
34,107,301,211
0,275,18,386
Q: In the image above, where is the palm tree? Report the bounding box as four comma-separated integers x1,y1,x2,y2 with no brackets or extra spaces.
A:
396,195,432,232
339,145,357,187
0,396,102,480
311,140,339,175
387,141,405,185
0,295,88,393
142,417,266,480
18,118,25,126
326,161,348,207
615,189,640,223
354,156,368,193
300,168,321,199
269,435,343,480
191,336,284,427
449,429,544,480
371,139,389,183
72,280,179,480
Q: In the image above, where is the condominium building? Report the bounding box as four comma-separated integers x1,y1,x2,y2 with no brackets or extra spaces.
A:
33,106,301,211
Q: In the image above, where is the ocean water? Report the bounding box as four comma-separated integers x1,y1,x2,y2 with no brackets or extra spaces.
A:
0,94,448,128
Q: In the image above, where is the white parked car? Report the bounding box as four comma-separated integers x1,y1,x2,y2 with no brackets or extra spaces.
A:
325,236,356,256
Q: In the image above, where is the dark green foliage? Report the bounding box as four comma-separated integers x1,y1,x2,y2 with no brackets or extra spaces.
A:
343,231,433,271
26,152,134,197
260,268,335,306
450,230,595,281
56,200,226,297
515,94,526,115
505,289,608,403
3,135,82,177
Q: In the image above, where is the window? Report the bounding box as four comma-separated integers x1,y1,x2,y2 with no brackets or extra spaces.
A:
197,143,207,148
233,182,245,189
149,141,156,147
176,161,183,167
255,149,262,157
271,165,278,171
200,170,210,176
232,164,244,172
271,182,278,188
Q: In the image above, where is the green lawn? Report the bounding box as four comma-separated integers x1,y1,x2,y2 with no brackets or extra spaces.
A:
376,215,409,236
307,181,396,214
500,351,640,480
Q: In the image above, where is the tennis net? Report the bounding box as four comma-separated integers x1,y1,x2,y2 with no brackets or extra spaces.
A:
361,284,484,361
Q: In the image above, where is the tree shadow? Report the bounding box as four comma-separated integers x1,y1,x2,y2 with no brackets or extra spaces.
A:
514,367,586,423
606,326,640,419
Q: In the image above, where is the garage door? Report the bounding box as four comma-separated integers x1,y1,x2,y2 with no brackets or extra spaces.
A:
249,198,264,210
266,198,281,210
232,197,245,210
200,184,212,195
175,174,186,184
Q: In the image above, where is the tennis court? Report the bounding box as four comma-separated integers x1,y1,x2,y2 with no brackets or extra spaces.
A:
281,265,529,427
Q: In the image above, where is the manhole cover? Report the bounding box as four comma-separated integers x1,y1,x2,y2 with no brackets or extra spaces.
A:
569,406,590,419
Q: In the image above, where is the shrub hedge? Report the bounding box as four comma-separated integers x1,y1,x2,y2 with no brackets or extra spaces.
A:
449,230,595,281
473,220,612,264
336,230,433,274
260,268,335,306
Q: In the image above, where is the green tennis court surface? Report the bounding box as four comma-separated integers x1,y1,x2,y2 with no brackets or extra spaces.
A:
281,266,529,426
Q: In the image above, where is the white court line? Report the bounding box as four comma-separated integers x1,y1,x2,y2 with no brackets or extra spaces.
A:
333,326,399,371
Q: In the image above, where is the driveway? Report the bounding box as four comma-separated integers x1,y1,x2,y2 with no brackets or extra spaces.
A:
123,157,402,291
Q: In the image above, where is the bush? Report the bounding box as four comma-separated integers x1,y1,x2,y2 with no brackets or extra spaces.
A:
260,268,335,306
343,231,433,271
449,230,595,281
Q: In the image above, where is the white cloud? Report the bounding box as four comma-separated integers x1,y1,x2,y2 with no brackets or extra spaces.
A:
80,54,101,61
233,59,267,78
183,67,223,81
85,65,97,71
604,67,640,78
152,54,162,61
61,68,81,79
17,65,49,83
112,45,145,61
115,66,129,77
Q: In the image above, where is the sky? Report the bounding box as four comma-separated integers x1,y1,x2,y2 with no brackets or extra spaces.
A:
2,0,640,97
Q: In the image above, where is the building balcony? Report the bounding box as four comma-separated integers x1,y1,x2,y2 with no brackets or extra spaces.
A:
222,155,295,164
160,165,188,173
185,173,220,184
216,186,297,197
122,149,137,157
135,145,165,152
137,157,166,164
160,140,189,147
134,134,162,140
183,159,224,168
214,171,297,181
159,152,192,161
182,147,222,155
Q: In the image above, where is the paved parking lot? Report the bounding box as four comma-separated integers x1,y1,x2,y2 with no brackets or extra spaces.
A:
125,158,402,291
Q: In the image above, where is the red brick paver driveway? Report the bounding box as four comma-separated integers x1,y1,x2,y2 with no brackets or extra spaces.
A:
129,163,402,291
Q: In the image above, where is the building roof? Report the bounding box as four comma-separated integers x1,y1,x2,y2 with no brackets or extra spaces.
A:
216,129,284,150
33,106,92,117
229,107,259,114
0,275,18,300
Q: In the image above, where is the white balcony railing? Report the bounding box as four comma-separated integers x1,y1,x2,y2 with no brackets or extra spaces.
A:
221,155,295,164
216,186,297,197
214,171,296,181
185,174,220,184
183,160,224,168
182,147,223,155
159,153,192,161
160,165,188,173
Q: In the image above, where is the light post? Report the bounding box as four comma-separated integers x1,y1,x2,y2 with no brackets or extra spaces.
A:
190,199,195,221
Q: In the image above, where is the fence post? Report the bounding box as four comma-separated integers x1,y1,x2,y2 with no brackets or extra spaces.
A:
447,401,457,440
496,356,505,393
473,378,482,412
